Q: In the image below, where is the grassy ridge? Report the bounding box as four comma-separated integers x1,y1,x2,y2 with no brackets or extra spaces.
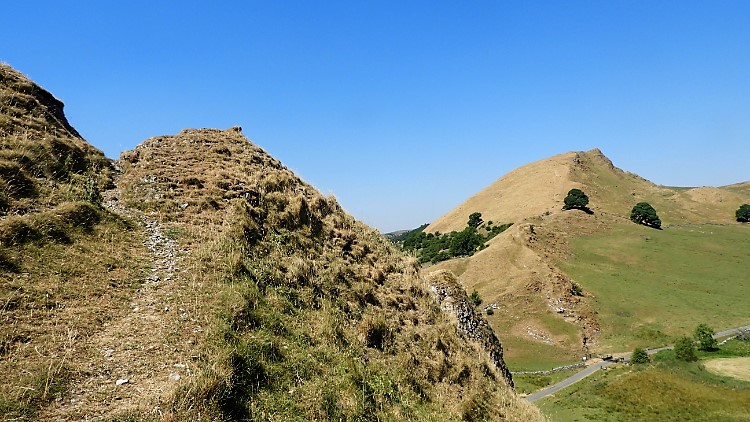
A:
561,222,750,352
115,129,542,421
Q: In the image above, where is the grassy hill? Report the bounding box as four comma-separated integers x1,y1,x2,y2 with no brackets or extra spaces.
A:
424,148,750,369
0,65,542,421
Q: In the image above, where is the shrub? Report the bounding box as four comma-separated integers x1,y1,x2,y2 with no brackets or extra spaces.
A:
485,308,494,316
631,347,650,364
630,202,661,229
562,188,589,211
83,176,102,206
469,290,482,307
736,204,750,223
694,323,718,351
674,336,697,362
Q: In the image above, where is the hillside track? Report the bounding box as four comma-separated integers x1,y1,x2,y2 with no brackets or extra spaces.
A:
40,174,201,420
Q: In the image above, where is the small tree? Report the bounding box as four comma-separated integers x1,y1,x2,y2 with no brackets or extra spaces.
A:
674,336,697,362
467,212,484,229
630,202,661,229
694,323,718,351
562,188,589,211
736,204,750,223
469,289,482,307
631,347,650,364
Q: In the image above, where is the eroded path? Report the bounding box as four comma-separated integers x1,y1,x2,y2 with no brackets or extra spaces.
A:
41,184,202,421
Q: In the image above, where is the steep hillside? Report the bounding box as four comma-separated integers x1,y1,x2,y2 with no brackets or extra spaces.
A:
1,65,542,421
427,151,578,234
104,127,542,421
0,66,148,418
426,149,750,368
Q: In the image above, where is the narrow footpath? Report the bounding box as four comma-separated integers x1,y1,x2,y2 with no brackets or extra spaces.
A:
41,180,202,421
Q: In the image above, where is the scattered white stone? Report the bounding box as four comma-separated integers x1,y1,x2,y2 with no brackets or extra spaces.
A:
173,363,187,369
115,378,129,386
169,373,181,381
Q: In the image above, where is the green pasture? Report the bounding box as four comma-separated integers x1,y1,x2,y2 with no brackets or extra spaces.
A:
562,222,750,352
537,339,750,421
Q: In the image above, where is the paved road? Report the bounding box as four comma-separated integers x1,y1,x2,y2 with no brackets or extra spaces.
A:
524,360,612,401
524,323,750,402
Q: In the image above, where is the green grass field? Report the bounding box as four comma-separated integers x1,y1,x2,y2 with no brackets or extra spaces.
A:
537,339,750,421
561,222,750,352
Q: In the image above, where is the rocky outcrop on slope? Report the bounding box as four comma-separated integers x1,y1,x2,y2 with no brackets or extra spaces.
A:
428,270,514,387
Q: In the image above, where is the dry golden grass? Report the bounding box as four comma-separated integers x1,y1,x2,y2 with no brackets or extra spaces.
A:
427,151,579,234
1,64,149,420
703,357,750,381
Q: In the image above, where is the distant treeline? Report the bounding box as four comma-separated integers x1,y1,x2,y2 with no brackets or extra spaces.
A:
390,213,512,264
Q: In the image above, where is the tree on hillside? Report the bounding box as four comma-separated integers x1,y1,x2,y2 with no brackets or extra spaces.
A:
450,227,482,257
469,289,482,307
562,188,590,211
674,336,697,362
736,204,750,223
694,323,718,351
467,212,484,229
630,202,661,229
631,347,650,364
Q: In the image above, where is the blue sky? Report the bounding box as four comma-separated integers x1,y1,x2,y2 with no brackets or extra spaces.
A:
2,1,748,232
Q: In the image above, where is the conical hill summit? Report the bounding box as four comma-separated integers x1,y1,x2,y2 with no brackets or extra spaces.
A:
426,148,750,368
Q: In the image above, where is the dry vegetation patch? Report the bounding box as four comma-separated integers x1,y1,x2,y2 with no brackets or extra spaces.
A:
703,357,750,382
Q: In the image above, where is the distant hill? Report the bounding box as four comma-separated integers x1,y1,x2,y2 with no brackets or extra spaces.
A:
0,64,542,421
425,148,750,369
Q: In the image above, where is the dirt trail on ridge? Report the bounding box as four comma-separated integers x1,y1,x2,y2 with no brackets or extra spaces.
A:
41,175,202,421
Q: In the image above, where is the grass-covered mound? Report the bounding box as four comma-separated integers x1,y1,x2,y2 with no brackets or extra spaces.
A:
0,65,541,420
113,128,543,421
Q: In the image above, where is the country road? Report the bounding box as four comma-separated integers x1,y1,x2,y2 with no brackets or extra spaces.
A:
524,323,750,402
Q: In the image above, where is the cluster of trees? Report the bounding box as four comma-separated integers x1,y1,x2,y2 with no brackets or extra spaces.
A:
562,188,591,213
393,213,512,264
563,189,749,228
631,323,720,364
630,202,661,229
562,188,663,229
393,191,747,265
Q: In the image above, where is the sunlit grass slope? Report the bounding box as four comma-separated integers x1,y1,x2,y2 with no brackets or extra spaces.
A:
562,222,750,352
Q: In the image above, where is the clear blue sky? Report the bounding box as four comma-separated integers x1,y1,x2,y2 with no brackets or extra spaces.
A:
2,1,748,232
